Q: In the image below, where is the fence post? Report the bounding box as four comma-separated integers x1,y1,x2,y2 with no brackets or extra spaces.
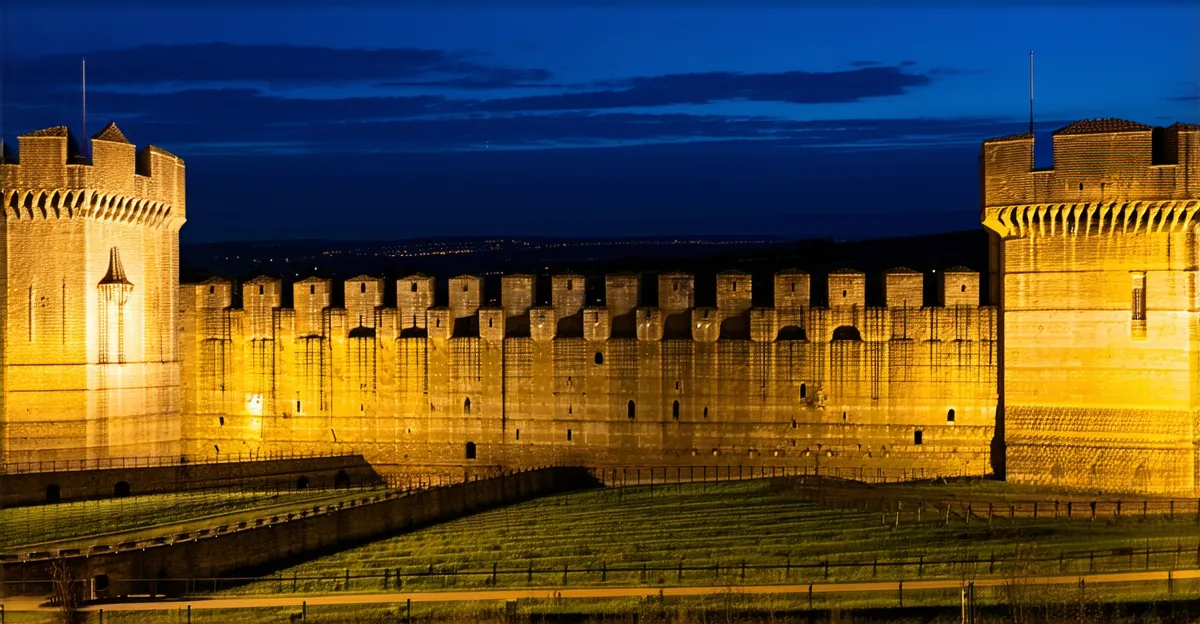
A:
898,580,903,607
808,583,813,609
602,562,607,583
492,562,497,585
563,564,568,585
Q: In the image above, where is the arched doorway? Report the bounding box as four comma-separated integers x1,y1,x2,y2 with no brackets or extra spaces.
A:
113,481,131,498
45,484,61,504
627,400,636,420
465,441,477,460
334,470,351,489
296,475,310,490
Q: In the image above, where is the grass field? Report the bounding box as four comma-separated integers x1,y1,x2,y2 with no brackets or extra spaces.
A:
0,487,389,553
225,479,1200,595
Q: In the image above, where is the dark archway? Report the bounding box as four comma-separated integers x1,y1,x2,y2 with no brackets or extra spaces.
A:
45,484,61,504
594,352,604,365
466,441,477,460
947,409,956,423
334,470,351,489
831,326,862,341
113,481,131,498
93,574,110,593
672,400,680,420
627,400,636,420
776,326,807,341
800,383,807,399
296,475,310,490
464,397,471,415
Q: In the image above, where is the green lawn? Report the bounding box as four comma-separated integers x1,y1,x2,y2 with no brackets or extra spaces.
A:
225,480,1200,595
0,487,389,553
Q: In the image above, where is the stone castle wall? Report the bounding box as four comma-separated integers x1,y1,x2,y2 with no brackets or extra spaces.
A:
981,120,1200,495
0,125,186,464
178,268,998,479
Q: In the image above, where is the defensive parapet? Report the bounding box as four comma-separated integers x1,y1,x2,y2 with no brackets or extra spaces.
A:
2,123,186,228
981,119,1199,234
981,119,1200,496
1,123,186,463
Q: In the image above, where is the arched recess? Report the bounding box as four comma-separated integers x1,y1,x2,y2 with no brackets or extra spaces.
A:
465,441,477,460
831,326,862,341
776,326,807,341
672,400,680,420
627,400,636,420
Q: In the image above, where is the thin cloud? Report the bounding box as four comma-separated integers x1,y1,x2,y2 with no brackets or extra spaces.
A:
3,43,553,91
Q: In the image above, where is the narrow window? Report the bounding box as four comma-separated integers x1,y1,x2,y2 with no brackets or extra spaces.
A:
594,352,604,365
675,380,680,391
360,283,366,293
672,400,680,420
569,405,573,414
296,400,302,412
947,409,955,423
310,285,315,295
627,400,636,420
465,442,477,460
842,289,847,297
960,284,966,292
259,285,264,295
791,282,796,292
732,280,737,292
411,282,418,292
914,430,923,445
567,279,573,291
703,406,709,418
1079,182,1084,191
515,429,520,440
488,317,493,328
219,416,225,426
566,429,573,441
462,283,469,292
209,285,214,294
673,281,679,291
464,398,471,415
1132,273,1146,321
800,383,807,399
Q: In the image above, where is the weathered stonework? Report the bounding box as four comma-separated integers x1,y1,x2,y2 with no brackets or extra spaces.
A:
0,124,186,463
175,267,998,477
4,118,1194,495
981,119,1200,495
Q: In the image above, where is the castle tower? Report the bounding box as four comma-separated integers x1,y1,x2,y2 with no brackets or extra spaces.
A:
981,119,1200,495
0,123,186,463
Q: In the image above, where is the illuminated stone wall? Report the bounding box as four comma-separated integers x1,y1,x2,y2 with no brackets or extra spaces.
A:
981,120,1200,495
179,268,998,478
0,124,186,463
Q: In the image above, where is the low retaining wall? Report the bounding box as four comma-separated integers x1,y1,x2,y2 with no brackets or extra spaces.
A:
0,466,600,598
0,455,380,507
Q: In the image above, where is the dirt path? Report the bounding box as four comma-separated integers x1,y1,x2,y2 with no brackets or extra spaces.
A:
3,568,1195,612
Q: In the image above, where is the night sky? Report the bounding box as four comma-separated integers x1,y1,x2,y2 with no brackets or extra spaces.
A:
3,0,1198,244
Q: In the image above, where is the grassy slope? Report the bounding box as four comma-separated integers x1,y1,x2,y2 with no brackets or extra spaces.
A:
229,480,1200,595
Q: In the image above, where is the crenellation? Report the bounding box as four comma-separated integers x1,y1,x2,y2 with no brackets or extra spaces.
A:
500,274,536,317
884,267,923,309
605,272,640,316
658,271,694,313
551,274,585,319
344,275,384,331
774,270,811,310
940,267,979,307
448,275,483,319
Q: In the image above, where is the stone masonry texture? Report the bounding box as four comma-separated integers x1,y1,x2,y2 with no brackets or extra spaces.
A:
2,118,1197,495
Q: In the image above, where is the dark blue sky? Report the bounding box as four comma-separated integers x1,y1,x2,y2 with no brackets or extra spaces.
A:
3,1,1197,243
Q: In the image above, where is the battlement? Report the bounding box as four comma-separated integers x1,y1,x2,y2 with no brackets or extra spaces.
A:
183,267,992,345
1,123,186,228
981,120,1199,236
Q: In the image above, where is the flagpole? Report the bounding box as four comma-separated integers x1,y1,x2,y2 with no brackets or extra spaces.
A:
83,58,88,160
